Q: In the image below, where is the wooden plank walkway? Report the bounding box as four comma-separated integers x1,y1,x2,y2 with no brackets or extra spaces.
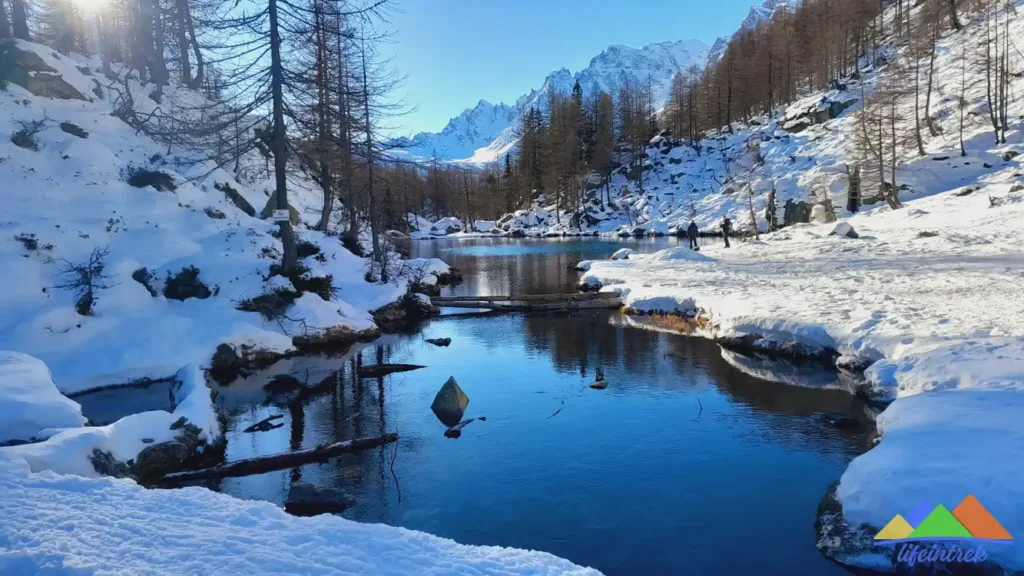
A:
431,292,622,311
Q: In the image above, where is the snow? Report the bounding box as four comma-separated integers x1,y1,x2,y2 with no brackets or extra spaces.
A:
0,352,85,444
0,41,414,394
574,3,1024,571
473,219,497,232
3,364,219,478
0,452,601,576
609,248,636,261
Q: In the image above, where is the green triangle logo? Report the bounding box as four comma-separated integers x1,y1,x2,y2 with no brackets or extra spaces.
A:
908,504,973,539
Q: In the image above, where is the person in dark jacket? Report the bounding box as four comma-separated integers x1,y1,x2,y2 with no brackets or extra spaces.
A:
686,221,699,250
721,216,732,248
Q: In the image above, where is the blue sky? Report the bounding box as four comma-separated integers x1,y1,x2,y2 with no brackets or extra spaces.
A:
382,0,761,136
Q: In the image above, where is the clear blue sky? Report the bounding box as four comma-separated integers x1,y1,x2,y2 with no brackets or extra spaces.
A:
383,0,761,136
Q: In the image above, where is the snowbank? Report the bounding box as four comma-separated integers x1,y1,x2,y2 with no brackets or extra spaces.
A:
0,352,85,444
0,453,601,576
3,364,220,477
576,7,1024,568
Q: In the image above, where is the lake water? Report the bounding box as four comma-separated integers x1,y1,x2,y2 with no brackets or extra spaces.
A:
86,238,873,575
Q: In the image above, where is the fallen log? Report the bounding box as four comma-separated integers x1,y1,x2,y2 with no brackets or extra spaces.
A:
158,433,399,483
432,292,619,303
435,299,622,311
357,364,425,378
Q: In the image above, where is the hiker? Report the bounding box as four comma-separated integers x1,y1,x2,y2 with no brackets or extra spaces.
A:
687,220,699,250
721,216,732,248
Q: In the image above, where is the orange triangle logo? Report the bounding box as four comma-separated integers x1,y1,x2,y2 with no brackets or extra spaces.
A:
952,494,1013,540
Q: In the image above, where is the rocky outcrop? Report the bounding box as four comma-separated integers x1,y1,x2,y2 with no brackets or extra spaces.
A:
372,293,440,332
0,41,88,100
214,182,256,217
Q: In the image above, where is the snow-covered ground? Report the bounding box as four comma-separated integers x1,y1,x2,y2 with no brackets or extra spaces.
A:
0,40,410,394
576,4,1024,572
0,447,599,576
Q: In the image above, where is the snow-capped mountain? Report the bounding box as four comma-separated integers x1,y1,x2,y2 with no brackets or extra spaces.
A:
403,39,710,165
402,100,517,162
708,0,801,63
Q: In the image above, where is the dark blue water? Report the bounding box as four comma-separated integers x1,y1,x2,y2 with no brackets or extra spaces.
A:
210,239,870,575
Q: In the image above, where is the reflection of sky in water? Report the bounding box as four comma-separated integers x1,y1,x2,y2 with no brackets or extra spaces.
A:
73,240,873,576
209,312,871,575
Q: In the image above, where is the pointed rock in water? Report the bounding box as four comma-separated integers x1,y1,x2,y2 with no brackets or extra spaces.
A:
426,338,451,347
431,376,469,427
589,380,608,390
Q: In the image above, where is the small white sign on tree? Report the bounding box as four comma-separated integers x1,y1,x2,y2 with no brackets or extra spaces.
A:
272,209,290,223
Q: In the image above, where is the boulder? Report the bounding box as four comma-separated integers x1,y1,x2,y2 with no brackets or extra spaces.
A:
1002,150,1019,162
209,343,242,385
830,222,859,239
133,440,190,480
431,376,469,427
89,449,135,479
426,338,451,347
260,193,299,225
215,182,257,217
610,248,636,260
285,482,356,516
0,40,87,100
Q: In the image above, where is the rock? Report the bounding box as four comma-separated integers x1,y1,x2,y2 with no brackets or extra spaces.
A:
133,440,190,480
0,41,88,100
285,482,356,516
916,230,939,238
610,248,636,260
89,449,135,479
260,194,299,225
214,182,256,217
1002,150,1019,162
210,343,242,385
829,222,858,239
204,207,226,219
431,376,469,427
426,338,451,347
169,416,188,430
815,483,883,569
372,293,440,331
589,380,608,390
954,186,977,197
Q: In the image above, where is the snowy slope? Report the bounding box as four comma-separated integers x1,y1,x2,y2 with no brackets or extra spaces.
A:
568,3,1024,572
0,40,408,393
402,39,710,164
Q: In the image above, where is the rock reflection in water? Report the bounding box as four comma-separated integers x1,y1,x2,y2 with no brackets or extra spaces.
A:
211,306,870,576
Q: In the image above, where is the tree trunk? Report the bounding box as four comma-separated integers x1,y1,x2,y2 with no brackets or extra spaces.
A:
175,0,192,85
924,24,939,137
948,0,963,31
269,0,297,274
11,0,29,40
0,0,11,39
361,41,383,282
158,434,398,483
315,0,333,232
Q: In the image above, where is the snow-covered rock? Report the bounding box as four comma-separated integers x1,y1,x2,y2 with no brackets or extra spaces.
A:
609,248,636,261
430,217,464,235
473,220,497,233
0,352,86,444
829,222,858,238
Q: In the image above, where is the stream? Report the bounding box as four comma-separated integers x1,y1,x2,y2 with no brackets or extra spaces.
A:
80,238,874,575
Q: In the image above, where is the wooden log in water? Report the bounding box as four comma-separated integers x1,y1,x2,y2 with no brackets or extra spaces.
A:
435,299,622,311
357,364,425,378
158,433,399,483
432,292,619,303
